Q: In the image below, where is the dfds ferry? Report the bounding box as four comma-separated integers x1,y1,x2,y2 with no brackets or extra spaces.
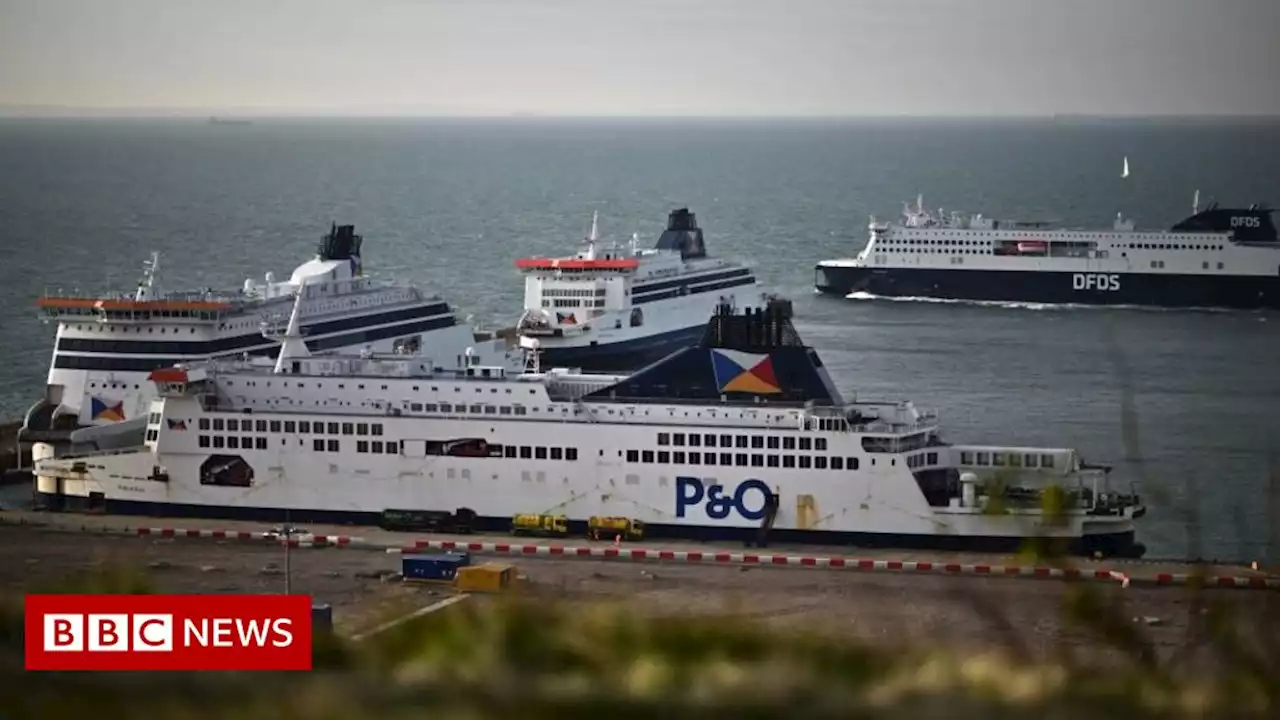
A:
815,193,1279,309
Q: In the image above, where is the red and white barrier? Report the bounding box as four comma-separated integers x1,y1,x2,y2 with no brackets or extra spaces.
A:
134,526,360,547
383,538,1280,589
12,517,1277,590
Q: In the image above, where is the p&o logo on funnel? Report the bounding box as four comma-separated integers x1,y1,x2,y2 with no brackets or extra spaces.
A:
710,349,781,395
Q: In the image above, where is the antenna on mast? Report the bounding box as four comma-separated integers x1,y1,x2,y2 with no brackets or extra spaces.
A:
1192,189,1200,214
1122,156,1130,179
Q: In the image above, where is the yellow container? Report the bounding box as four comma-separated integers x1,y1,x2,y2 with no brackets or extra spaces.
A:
455,562,516,593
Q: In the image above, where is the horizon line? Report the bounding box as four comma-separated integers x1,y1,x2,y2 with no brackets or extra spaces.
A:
3,109,1279,121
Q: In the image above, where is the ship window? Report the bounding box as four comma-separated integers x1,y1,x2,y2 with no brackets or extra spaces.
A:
327,439,339,452
799,437,812,451
484,406,497,415
469,405,482,413
269,420,281,433
342,423,354,435
672,433,685,446
1217,262,1224,270
198,435,210,447
549,447,563,460
657,433,670,446
673,451,685,463
212,418,224,431
799,456,812,469
439,403,452,412
782,455,795,468
535,447,547,459
299,421,311,433
357,423,368,435
767,455,779,468
961,451,974,465
751,454,764,467
371,441,383,453
357,440,369,453
1203,262,1209,269
327,422,339,434
689,453,701,465
227,419,239,432
688,434,701,447
255,420,267,432
815,456,828,469
372,424,384,436
831,456,843,470
499,406,511,415
992,453,1006,466
976,452,990,465
1024,454,1038,468
1008,453,1022,467
520,446,532,459
642,450,654,463
199,418,210,430
767,436,780,449
514,406,527,416
815,438,827,451
927,452,938,465
626,449,639,463
782,437,796,450
720,452,733,465
1040,454,1055,468
282,421,294,433
504,446,516,458
735,436,748,449
657,451,670,463
750,436,764,449
704,434,717,447
720,434,733,447
241,436,251,448
735,453,748,466
704,453,716,465
313,439,324,452
227,436,239,449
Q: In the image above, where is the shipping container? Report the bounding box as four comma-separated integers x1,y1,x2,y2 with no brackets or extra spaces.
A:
455,563,517,593
401,553,470,582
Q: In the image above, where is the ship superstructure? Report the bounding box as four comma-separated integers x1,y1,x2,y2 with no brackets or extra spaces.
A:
516,208,773,370
815,193,1280,309
22,223,510,446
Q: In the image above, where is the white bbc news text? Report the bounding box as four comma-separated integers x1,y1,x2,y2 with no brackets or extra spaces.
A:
42,614,294,651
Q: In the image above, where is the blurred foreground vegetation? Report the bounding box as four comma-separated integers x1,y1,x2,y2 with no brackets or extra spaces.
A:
1,564,1277,719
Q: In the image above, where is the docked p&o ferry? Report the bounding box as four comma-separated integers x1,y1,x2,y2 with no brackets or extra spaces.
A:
516,208,773,370
815,194,1279,309
22,223,514,448
33,293,1147,557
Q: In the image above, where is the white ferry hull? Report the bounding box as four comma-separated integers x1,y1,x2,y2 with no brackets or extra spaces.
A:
32,298,1147,558
33,445,1139,556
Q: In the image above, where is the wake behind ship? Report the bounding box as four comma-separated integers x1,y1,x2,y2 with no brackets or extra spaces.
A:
815,194,1280,310
34,291,1146,558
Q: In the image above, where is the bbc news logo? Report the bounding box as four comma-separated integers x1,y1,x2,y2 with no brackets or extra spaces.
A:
25,594,313,671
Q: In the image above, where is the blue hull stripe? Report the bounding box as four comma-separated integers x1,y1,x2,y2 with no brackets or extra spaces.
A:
634,276,757,305
814,266,1280,310
56,302,454,356
53,315,458,372
34,492,1137,557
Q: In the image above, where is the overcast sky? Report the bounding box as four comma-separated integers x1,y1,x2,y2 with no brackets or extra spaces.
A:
2,0,1278,116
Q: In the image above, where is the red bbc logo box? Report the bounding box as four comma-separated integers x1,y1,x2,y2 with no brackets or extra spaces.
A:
24,594,314,671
